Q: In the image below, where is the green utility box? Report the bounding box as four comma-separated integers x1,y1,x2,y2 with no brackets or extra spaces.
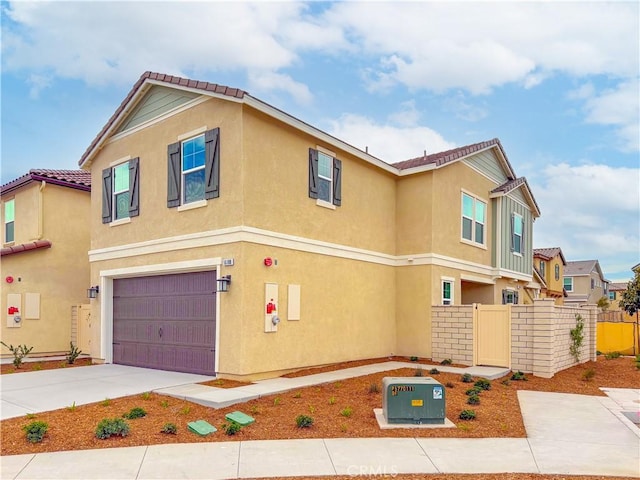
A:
382,376,446,424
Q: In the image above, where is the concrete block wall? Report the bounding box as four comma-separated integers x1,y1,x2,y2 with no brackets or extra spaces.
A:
431,299,597,378
431,306,473,366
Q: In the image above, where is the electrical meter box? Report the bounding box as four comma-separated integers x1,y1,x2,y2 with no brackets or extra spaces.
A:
382,377,446,424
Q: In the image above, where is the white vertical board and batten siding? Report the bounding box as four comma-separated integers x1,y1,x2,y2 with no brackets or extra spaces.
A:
116,86,200,133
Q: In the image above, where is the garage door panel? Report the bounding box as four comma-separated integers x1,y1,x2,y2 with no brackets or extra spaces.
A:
113,271,216,375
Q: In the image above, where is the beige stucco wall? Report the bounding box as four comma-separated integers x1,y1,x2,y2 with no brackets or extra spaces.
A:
395,265,432,358
1,183,90,355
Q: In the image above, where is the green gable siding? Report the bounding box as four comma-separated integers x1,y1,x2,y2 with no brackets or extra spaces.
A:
116,86,200,133
463,151,509,184
509,186,527,205
500,196,533,275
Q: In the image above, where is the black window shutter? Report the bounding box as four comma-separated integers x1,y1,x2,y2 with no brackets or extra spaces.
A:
129,157,140,217
333,158,342,206
204,128,220,199
101,168,112,224
514,292,519,304
308,148,318,199
501,289,507,304
167,142,181,208
510,214,515,251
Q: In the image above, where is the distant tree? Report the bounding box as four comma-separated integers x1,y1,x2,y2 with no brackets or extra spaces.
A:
597,296,610,311
619,270,640,355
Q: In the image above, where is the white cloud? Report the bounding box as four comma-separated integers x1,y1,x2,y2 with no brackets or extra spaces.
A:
248,71,313,105
443,92,488,122
27,73,52,99
327,113,455,163
532,163,640,274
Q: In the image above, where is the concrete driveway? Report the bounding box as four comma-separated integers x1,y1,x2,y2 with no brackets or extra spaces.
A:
0,364,215,420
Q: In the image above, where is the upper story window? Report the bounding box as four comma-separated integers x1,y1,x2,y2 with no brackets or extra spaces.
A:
591,278,595,289
442,279,454,305
554,264,560,281
308,148,342,207
4,199,14,243
539,260,546,278
511,213,524,255
168,128,220,208
609,291,616,300
461,192,485,245
502,289,518,304
564,277,573,292
102,158,140,224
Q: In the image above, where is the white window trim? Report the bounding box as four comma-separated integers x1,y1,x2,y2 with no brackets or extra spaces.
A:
316,150,334,205
178,126,208,141
177,199,208,212
112,162,130,222
316,199,336,210
181,133,206,205
4,198,15,244
441,277,455,305
512,213,524,255
504,288,517,304
460,191,487,248
564,277,573,292
109,217,131,227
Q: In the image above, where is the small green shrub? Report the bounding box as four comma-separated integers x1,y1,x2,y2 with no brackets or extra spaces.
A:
368,382,380,394
308,405,315,414
465,387,482,396
461,373,474,383
33,363,43,371
250,405,262,415
293,391,302,399
582,368,596,381
123,407,147,419
605,351,621,360
414,367,424,377
340,406,353,417
501,379,511,386
635,355,640,370
511,371,527,381
65,342,82,365
222,421,242,436
334,381,343,389
141,392,152,400
25,413,36,420
429,368,440,375
328,396,336,405
445,382,455,388
95,418,130,439
23,421,48,443
0,342,34,369
596,350,602,356
101,398,111,407
273,397,281,406
296,415,314,428
66,401,77,412
474,378,491,391
467,394,480,405
410,356,419,362
161,423,177,434
160,400,169,408
569,313,585,363
440,358,452,365
459,409,476,420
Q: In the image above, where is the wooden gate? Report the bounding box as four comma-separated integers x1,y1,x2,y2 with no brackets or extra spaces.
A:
473,304,511,368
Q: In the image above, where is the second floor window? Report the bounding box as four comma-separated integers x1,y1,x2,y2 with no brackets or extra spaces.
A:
112,163,130,221
167,128,220,208
609,291,616,300
539,261,545,278
461,193,485,245
4,199,14,243
511,213,524,254
308,148,342,207
555,264,560,281
102,158,139,224
564,277,573,292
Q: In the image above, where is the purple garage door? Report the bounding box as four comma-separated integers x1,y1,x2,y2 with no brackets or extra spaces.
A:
113,271,216,375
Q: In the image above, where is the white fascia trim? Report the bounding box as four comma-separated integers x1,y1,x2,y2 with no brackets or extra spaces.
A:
396,163,437,176
460,273,496,285
496,268,533,282
100,258,221,278
243,96,398,175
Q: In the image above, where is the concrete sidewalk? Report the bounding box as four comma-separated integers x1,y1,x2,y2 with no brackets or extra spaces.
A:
1,363,638,479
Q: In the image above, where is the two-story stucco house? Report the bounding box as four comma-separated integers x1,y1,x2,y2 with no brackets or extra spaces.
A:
1,170,91,356
564,260,609,306
533,247,567,305
79,72,540,380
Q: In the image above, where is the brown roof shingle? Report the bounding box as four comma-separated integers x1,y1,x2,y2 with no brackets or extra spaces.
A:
1,169,91,195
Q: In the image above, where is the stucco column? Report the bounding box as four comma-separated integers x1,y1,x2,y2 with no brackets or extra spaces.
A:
532,298,555,378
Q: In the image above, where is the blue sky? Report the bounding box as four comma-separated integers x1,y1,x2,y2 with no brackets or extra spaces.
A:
1,1,639,281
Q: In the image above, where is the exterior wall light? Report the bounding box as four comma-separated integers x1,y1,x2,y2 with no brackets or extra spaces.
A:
87,285,100,299
217,275,231,293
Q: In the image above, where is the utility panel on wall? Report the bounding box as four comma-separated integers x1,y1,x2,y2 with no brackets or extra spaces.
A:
264,283,279,333
6,293,22,328
25,293,41,320
288,284,301,321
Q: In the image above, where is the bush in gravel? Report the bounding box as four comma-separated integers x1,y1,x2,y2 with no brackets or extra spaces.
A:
123,407,147,419
459,409,476,420
23,421,48,443
465,387,482,396
474,378,491,391
582,368,596,381
467,394,480,405
440,358,452,365
461,373,474,383
95,418,130,439
222,421,242,436
161,423,177,434
429,368,440,375
414,367,424,377
511,370,527,381
605,351,621,360
368,382,380,394
296,415,314,428
445,382,455,388
340,406,353,418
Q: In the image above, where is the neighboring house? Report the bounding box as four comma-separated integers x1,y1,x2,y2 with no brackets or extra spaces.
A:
533,247,567,305
1,170,91,356
563,260,609,306
607,282,628,310
78,71,540,380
